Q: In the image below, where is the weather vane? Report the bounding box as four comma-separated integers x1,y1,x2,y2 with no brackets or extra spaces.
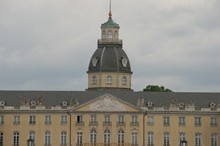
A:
109,0,112,17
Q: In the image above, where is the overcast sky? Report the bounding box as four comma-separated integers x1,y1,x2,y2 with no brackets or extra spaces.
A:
0,0,220,92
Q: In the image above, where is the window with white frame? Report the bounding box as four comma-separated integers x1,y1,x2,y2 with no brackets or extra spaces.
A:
104,129,111,144
108,31,113,39
61,115,68,125
179,132,186,141
163,116,170,126
13,131,20,145
102,31,106,39
195,117,202,126
77,115,83,123
163,132,170,146
90,129,97,144
45,131,51,145
91,115,97,123
118,130,125,144
77,132,83,145
131,115,138,123
0,132,3,145
131,131,138,145
118,115,124,123
92,76,97,84
211,117,218,127
147,116,154,125
104,115,110,123
179,117,185,126
147,132,154,146
61,131,67,145
195,133,201,146
29,115,36,125
122,76,127,85
106,76,112,84
29,131,35,144
45,115,51,125
14,116,20,125
211,133,218,146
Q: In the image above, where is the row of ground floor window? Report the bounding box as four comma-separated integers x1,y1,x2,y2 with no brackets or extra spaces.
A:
0,131,218,146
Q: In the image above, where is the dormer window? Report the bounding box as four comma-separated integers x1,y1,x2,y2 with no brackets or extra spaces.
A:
108,31,113,39
106,76,112,84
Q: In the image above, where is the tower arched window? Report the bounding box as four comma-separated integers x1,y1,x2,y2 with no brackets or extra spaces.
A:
102,31,106,39
118,130,125,144
90,129,97,144
104,129,111,145
122,76,127,85
92,76,97,84
106,76,112,84
108,31,113,39
114,31,118,39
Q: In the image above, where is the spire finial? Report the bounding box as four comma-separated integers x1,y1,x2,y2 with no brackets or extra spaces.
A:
109,0,112,17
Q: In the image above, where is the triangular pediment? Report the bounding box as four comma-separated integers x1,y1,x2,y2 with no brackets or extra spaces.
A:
73,94,140,112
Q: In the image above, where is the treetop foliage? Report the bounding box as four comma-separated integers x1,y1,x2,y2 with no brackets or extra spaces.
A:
143,85,172,92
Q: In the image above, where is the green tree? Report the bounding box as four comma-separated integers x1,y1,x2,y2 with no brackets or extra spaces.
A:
143,85,172,92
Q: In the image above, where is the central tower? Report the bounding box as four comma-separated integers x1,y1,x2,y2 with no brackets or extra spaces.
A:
87,7,132,91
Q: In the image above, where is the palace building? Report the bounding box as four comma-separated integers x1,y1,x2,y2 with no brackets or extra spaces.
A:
0,6,220,146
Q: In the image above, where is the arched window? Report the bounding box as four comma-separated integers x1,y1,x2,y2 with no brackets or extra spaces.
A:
45,131,51,145
114,31,118,39
61,131,67,145
108,31,113,39
92,76,97,84
131,131,138,145
90,129,97,144
122,76,127,85
102,31,106,39
118,130,125,144
29,131,35,144
13,131,19,145
104,129,111,145
106,76,112,84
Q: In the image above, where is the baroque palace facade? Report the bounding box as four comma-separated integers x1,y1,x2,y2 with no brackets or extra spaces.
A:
1,9,220,146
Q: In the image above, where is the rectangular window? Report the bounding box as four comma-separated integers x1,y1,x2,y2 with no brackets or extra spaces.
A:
195,117,202,126
61,115,68,125
211,117,218,127
179,117,185,126
0,116,4,125
211,134,218,146
77,132,83,145
29,115,36,125
77,115,83,123
195,133,201,146
164,133,170,146
147,116,154,126
104,115,110,123
91,114,97,123
45,131,51,145
13,132,19,145
118,115,124,123
29,131,35,144
163,116,170,126
0,132,3,145
61,131,67,145
45,115,52,125
131,115,138,123
147,132,154,146
14,116,20,125
131,132,138,145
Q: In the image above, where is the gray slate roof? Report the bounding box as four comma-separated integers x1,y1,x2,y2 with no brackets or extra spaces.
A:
0,90,220,108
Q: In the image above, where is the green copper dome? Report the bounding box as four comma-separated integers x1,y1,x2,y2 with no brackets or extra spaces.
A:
101,15,120,29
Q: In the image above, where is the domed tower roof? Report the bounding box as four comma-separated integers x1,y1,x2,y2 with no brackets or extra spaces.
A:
88,46,132,73
87,8,132,91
